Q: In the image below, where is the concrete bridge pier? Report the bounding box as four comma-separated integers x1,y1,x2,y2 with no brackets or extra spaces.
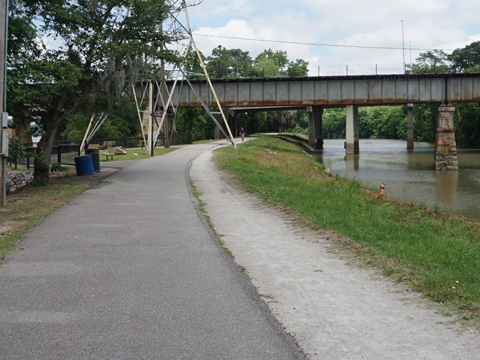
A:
308,106,324,150
434,105,458,171
346,105,359,155
407,104,414,150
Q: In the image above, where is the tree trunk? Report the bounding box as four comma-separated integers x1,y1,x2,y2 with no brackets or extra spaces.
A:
33,120,59,186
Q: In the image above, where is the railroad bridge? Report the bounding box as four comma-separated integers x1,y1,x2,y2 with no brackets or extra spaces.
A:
148,73,480,170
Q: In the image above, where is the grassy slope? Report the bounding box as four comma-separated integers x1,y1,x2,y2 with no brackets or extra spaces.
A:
214,135,480,321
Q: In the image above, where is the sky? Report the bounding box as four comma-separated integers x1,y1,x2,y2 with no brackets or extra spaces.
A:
179,0,480,76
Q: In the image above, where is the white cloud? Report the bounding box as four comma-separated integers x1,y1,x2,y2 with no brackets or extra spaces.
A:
186,0,480,76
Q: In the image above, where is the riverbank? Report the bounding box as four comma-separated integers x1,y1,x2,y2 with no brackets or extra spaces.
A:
317,138,480,221
213,135,480,324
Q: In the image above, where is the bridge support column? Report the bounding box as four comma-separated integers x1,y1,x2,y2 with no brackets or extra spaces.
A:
346,105,359,155
434,105,458,171
407,103,414,150
308,106,324,150
230,112,238,139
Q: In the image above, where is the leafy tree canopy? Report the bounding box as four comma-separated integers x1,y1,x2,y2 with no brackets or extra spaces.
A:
8,0,197,184
408,50,449,74
206,45,253,78
449,41,480,73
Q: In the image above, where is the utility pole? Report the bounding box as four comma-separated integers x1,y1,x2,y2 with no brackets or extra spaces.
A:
1,0,9,207
401,20,406,74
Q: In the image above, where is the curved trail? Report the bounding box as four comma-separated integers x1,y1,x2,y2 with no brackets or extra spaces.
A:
190,142,480,360
0,142,302,359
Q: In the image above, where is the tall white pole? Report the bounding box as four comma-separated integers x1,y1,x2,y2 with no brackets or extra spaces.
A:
401,20,405,74
182,1,236,147
409,41,412,69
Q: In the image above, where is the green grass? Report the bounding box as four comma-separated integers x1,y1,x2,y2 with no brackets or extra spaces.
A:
214,135,480,322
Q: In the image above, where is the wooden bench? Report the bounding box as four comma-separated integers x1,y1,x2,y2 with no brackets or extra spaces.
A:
87,143,100,150
101,140,116,150
100,152,115,161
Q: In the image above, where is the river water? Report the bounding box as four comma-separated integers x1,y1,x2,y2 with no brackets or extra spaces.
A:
315,139,480,221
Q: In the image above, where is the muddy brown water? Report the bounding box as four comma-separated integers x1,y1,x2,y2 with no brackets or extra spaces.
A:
315,139,480,221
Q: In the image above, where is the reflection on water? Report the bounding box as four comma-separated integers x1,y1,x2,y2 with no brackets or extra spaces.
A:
316,139,480,221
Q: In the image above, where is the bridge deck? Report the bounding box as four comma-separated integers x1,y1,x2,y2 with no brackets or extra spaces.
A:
155,73,480,108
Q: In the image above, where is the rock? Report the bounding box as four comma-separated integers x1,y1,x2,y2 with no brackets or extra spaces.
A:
6,171,34,192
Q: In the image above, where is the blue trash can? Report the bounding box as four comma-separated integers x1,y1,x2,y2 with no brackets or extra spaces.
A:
74,155,95,176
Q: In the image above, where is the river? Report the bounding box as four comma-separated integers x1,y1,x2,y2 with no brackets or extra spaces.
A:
315,139,480,221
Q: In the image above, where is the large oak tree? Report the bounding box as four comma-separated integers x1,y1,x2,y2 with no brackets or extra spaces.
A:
8,0,198,184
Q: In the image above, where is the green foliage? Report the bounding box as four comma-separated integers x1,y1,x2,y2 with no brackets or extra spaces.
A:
449,41,480,73
286,110,309,134
182,49,207,79
50,163,69,173
8,136,27,162
251,49,309,78
178,46,309,140
369,106,407,139
287,59,309,77
455,103,480,147
252,49,288,77
243,111,268,134
62,97,140,141
322,109,346,139
408,50,450,74
8,0,182,183
206,46,253,78
413,104,438,143
176,108,215,144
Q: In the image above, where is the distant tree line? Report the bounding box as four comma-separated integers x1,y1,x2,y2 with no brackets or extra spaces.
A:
6,0,480,185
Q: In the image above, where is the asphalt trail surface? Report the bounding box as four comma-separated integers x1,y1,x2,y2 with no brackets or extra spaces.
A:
0,142,303,359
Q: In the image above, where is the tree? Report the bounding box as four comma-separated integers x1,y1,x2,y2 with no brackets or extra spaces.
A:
455,103,480,147
449,41,480,73
322,108,346,139
206,46,253,78
413,104,437,143
8,0,194,185
62,97,140,141
251,49,288,77
369,106,406,139
287,59,309,77
408,50,449,74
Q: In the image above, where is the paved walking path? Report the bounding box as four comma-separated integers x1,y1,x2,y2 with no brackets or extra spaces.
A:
0,141,303,359
3,138,480,359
